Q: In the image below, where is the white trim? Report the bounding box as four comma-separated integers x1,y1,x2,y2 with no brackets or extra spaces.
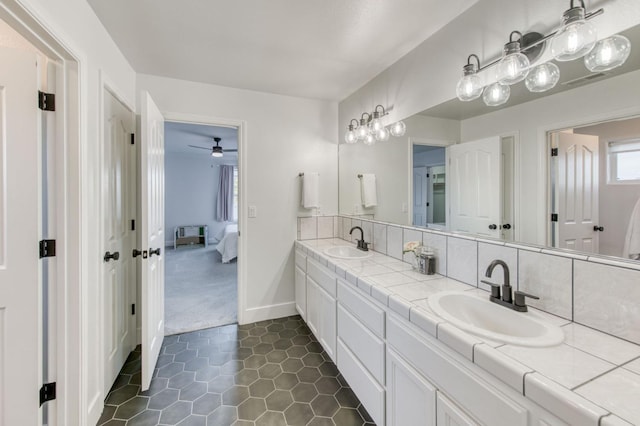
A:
0,2,83,425
161,111,249,325
243,301,298,324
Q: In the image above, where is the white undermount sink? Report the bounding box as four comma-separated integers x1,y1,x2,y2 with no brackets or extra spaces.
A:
323,245,373,259
428,291,564,347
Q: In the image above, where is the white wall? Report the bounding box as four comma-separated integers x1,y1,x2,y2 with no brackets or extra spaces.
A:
10,0,137,424
575,117,640,258
137,73,338,324
339,114,458,224
460,70,640,245
165,153,236,246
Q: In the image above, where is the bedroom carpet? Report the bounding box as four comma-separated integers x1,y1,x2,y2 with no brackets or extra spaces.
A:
164,244,237,336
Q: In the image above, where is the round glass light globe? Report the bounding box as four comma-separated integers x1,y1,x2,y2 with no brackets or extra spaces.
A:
356,125,369,140
369,117,384,133
375,127,390,142
525,62,560,92
344,130,357,144
584,35,631,72
456,74,483,101
497,52,530,85
390,121,406,137
482,82,510,106
363,133,376,146
551,19,597,61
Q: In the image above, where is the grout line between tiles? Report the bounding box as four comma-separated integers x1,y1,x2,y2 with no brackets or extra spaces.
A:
570,364,620,391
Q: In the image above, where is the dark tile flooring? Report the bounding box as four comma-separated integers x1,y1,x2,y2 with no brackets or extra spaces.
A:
98,316,375,426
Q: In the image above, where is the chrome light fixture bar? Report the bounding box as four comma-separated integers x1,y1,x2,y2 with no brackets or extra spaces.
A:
343,104,406,145
454,0,631,107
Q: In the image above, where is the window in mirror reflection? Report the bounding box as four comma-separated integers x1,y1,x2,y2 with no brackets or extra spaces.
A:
550,116,640,259
412,145,446,229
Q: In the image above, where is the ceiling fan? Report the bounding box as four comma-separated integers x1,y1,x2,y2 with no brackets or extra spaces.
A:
188,137,237,157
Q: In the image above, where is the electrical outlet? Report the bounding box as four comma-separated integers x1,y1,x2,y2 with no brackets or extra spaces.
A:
248,205,257,218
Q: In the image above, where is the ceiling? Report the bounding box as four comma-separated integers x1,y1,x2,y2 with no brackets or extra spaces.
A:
165,121,238,157
87,0,477,101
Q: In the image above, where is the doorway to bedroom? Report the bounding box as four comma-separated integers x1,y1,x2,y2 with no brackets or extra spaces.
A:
163,121,239,335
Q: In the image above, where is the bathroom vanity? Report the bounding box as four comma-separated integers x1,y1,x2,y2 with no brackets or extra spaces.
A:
294,234,639,426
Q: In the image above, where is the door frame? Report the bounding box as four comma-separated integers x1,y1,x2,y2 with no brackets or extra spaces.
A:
98,71,137,398
541,107,640,247
407,137,452,228
161,111,248,324
0,1,82,425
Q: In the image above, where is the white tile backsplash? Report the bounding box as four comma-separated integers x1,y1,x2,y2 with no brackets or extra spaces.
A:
402,228,423,264
518,251,573,320
361,220,373,246
316,216,334,239
422,231,447,275
341,217,352,241
373,223,387,254
477,242,517,293
447,237,478,286
386,226,403,260
574,260,640,345
299,216,317,240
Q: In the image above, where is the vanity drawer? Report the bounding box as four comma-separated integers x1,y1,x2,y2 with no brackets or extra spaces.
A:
337,339,385,426
387,316,527,426
337,279,385,338
295,249,307,272
307,258,336,297
337,304,385,384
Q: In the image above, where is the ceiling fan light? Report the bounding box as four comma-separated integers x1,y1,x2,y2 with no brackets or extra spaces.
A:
584,34,631,72
482,82,510,106
211,146,223,157
525,62,560,92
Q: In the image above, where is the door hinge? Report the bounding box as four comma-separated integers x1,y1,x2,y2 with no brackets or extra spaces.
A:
131,304,136,315
551,148,558,157
426,173,430,178
39,382,56,406
38,91,55,111
551,213,558,222
131,219,136,231
39,239,56,258
130,133,135,145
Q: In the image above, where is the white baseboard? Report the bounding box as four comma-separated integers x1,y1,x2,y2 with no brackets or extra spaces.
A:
241,301,297,325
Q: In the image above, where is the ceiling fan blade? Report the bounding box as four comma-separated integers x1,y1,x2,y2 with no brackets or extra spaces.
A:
224,149,238,152
181,130,215,138
188,145,212,151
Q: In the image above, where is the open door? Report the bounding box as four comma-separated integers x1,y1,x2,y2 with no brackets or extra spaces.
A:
140,91,165,391
553,132,599,253
0,46,41,426
413,166,428,226
448,136,502,237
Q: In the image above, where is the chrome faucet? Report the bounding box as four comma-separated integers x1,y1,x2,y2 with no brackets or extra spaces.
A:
349,226,369,251
481,259,539,312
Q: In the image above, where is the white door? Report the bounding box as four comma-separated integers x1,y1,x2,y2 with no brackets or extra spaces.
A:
554,132,600,253
386,348,436,426
140,91,165,391
0,47,40,425
413,166,428,227
103,90,136,394
448,137,502,237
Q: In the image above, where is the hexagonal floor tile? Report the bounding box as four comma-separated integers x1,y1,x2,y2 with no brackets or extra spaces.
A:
284,402,315,426
113,396,149,420
256,410,286,426
206,405,237,426
148,388,179,410
237,397,267,421
192,393,221,416
274,372,298,390
281,358,304,373
179,381,208,401
297,366,321,383
221,385,249,406
311,394,340,417
265,350,288,363
258,363,282,379
265,389,294,411
291,382,318,403
234,368,259,386
159,400,192,425
244,354,267,369
248,378,275,398
333,407,366,425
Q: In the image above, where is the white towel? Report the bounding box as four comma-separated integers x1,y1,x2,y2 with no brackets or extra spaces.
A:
623,197,640,260
302,172,319,209
360,173,378,208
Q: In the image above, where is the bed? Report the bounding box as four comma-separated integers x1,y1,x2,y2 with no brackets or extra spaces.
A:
216,224,238,263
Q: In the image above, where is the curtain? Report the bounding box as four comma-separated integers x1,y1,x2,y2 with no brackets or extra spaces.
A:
216,165,234,221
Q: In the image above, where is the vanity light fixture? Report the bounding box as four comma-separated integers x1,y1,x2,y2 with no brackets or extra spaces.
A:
551,0,597,61
343,105,406,144
454,0,631,106
496,31,530,85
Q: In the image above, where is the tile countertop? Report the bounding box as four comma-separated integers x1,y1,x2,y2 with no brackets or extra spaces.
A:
296,238,640,426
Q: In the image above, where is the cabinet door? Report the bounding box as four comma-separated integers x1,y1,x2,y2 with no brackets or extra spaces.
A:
306,278,320,337
437,392,479,426
387,348,436,426
319,284,337,361
295,266,307,320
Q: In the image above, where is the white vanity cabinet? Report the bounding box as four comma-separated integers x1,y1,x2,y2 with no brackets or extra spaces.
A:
294,249,307,320
305,258,337,362
437,392,478,426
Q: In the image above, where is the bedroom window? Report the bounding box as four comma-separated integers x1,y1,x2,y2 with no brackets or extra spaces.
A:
233,166,239,222
608,138,640,184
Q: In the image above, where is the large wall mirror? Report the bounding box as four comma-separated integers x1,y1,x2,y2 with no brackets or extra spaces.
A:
338,23,640,263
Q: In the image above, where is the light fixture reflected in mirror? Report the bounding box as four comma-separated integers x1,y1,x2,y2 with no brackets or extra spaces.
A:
390,121,406,137
456,54,484,101
356,113,371,140
369,105,386,134
483,82,510,106
497,31,530,85
585,34,631,72
525,62,560,92
344,105,407,144
363,133,376,145
375,126,390,142
344,119,358,144
551,0,597,61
